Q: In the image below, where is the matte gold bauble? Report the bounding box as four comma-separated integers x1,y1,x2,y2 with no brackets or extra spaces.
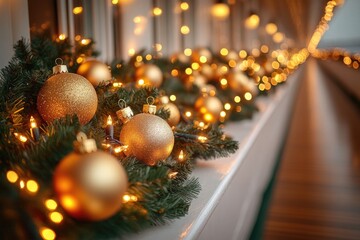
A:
135,64,163,87
195,95,223,123
163,102,180,126
227,71,257,95
77,60,111,86
120,113,174,166
53,151,128,221
37,72,98,124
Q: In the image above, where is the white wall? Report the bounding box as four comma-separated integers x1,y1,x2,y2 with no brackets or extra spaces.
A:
319,0,360,52
0,0,30,69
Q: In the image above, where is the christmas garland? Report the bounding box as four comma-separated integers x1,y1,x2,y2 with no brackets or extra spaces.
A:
0,38,238,239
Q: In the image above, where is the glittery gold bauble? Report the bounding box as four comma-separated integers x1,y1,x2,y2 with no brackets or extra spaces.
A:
227,71,258,95
53,151,128,221
77,59,111,86
163,102,180,126
37,73,98,124
195,95,223,123
135,64,163,87
120,113,174,166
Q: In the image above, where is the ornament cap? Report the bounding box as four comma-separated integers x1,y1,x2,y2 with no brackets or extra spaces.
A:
116,106,134,123
74,132,97,153
143,96,157,114
53,58,68,74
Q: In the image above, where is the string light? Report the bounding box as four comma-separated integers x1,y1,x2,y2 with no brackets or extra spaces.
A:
199,56,207,63
180,2,189,11
178,150,185,162
40,227,56,240
153,7,162,16
265,22,278,35
114,145,128,154
308,0,338,53
122,194,138,203
14,133,28,143
211,3,230,20
180,25,190,35
30,116,40,141
245,13,260,29
197,136,207,143
128,48,136,56
26,180,39,193
113,82,123,88
6,170,18,183
73,6,83,15
169,95,177,101
168,171,178,179
45,199,58,210
19,180,25,189
184,48,192,56
224,103,231,110
49,212,63,223
58,34,66,40
185,111,192,118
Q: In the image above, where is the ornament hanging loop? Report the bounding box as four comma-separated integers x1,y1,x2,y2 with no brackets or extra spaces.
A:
55,58,64,66
74,132,97,154
143,96,157,114
116,99,134,123
118,99,127,109
53,58,68,74
146,96,155,105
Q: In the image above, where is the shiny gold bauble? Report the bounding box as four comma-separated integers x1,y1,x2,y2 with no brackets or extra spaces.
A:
77,59,112,86
135,64,163,87
195,95,223,123
227,71,258,95
37,72,98,124
120,113,174,166
163,102,180,126
53,150,128,221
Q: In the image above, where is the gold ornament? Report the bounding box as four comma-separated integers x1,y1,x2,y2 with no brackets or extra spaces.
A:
195,95,223,123
135,64,163,87
77,59,112,86
159,96,180,127
120,113,174,166
164,102,180,126
227,71,258,96
37,61,98,124
53,133,128,221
